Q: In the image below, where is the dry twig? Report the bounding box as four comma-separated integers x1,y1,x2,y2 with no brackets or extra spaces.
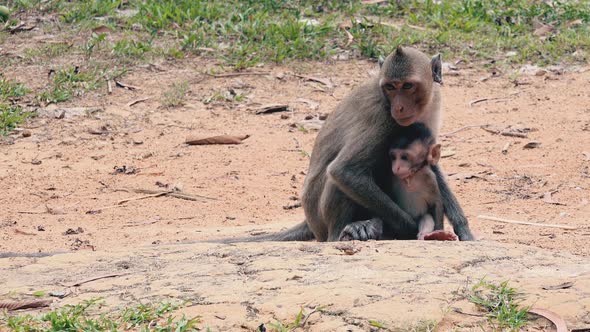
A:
0,299,52,311
206,71,270,78
67,273,132,287
477,215,579,230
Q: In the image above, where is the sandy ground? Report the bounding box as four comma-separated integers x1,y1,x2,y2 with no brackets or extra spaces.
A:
3,240,590,331
1,53,589,255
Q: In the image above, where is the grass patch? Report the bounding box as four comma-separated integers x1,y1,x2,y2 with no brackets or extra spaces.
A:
23,43,72,61
1,298,201,331
7,0,590,69
468,279,530,331
268,306,326,332
162,81,189,108
0,78,31,135
36,66,103,104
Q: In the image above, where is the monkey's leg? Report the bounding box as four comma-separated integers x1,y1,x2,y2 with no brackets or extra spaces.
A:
318,180,382,241
432,165,475,241
327,164,416,237
417,214,435,240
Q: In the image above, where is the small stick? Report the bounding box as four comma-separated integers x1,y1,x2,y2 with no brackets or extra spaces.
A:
501,131,527,138
502,141,511,154
127,97,150,107
343,29,354,47
440,124,488,137
477,215,579,230
68,273,131,287
117,191,171,205
206,71,270,78
469,97,511,106
134,189,217,201
106,78,112,94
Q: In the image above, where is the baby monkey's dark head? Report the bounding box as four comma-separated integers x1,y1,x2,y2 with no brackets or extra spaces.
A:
389,123,441,182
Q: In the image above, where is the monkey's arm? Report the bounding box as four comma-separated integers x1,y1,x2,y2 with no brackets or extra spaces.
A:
327,156,415,233
431,165,474,241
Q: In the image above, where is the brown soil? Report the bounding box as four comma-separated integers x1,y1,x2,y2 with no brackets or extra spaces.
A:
2,18,590,331
2,52,589,255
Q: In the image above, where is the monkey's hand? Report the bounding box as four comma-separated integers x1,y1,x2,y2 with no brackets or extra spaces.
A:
339,219,383,241
420,230,458,241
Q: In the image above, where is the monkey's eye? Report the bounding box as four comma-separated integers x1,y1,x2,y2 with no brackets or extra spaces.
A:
401,154,408,161
402,82,414,90
383,83,396,91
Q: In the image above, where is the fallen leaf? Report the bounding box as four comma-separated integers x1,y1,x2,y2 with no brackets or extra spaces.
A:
523,141,541,149
14,229,37,236
115,80,140,90
255,104,289,114
92,25,112,34
8,22,36,34
565,19,583,27
528,308,568,332
542,191,566,205
293,98,319,110
292,74,334,89
185,134,250,145
534,24,555,37
542,281,574,290
0,300,52,311
296,118,324,131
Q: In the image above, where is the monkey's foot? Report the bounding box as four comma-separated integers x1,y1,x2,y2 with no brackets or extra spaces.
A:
455,228,475,241
338,219,383,241
420,230,458,241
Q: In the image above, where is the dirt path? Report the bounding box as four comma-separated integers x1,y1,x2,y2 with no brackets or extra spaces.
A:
1,59,589,255
2,240,590,330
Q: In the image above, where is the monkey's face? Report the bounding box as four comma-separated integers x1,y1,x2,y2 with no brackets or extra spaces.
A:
390,141,439,190
380,79,425,126
390,141,425,180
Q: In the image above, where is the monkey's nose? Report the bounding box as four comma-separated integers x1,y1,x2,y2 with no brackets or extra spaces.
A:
397,106,404,113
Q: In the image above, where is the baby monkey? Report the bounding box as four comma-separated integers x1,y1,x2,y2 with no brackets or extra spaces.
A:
389,123,458,241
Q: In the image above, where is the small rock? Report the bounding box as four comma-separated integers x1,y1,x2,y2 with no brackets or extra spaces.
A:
21,130,32,137
64,227,84,235
49,290,67,298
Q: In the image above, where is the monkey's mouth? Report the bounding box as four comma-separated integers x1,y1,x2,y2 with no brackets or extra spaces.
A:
395,115,416,126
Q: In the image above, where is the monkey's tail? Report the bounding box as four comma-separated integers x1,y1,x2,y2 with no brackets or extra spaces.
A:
209,221,315,243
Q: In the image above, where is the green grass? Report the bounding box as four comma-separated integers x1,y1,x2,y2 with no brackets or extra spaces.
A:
5,0,590,69
2,0,589,131
0,78,31,135
36,66,103,104
1,299,201,332
162,81,189,108
468,279,530,331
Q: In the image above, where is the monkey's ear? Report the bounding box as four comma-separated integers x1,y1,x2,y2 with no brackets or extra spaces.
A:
431,54,442,84
378,55,385,68
428,144,441,165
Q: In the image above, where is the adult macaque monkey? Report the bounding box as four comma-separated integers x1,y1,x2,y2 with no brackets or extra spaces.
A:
215,46,474,243
388,123,458,241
